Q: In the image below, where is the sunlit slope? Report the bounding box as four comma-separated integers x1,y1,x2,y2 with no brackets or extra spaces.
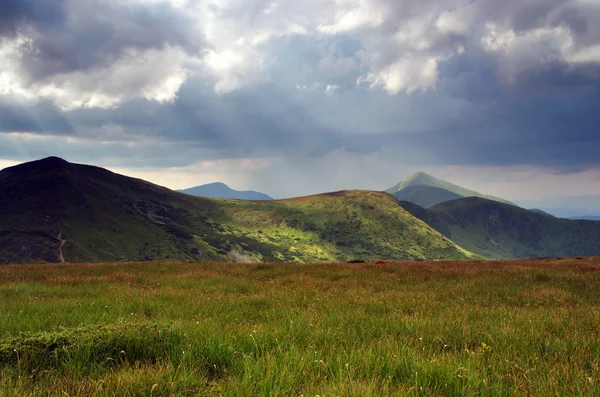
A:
0,158,469,264
211,190,470,262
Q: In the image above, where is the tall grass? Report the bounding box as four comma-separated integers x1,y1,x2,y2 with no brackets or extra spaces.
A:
1,258,599,396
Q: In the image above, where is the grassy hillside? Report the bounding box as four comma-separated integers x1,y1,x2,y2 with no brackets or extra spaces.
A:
214,190,471,263
0,158,468,264
1,258,599,396
400,197,600,259
392,185,463,208
386,172,514,205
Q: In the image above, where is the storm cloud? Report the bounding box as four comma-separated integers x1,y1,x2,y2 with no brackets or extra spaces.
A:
0,0,599,199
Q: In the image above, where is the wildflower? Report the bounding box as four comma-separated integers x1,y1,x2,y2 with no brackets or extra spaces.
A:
478,342,492,355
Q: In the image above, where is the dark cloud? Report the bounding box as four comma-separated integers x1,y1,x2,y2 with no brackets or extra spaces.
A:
3,0,201,82
551,5,589,36
504,0,567,32
0,97,73,135
0,0,68,36
3,55,598,172
477,0,600,89
401,86,600,170
64,79,344,158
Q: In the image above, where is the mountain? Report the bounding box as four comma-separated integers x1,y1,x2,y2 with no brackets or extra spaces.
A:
569,216,600,221
391,185,463,208
399,197,600,259
178,182,272,200
386,172,514,206
0,157,469,264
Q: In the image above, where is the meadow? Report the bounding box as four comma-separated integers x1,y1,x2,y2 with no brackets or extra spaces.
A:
1,258,599,396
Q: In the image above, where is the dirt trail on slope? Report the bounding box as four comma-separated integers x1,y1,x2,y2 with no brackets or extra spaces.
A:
56,230,66,263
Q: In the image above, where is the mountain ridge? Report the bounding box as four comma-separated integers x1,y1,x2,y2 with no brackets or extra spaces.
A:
399,197,600,259
0,157,469,264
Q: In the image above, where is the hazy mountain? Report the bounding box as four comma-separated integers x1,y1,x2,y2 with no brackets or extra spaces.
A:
391,185,463,208
386,172,514,206
0,157,468,264
178,182,273,200
569,216,600,221
515,195,600,218
399,197,600,259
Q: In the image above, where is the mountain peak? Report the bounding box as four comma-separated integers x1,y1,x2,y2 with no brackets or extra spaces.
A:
39,156,70,167
385,171,515,206
203,182,229,188
404,171,435,183
2,156,71,175
386,171,439,194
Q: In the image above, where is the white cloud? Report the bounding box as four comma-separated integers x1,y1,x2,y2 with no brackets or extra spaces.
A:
435,6,474,36
35,47,189,109
569,45,600,63
203,48,260,94
324,84,341,96
318,2,384,34
295,83,321,91
362,56,439,94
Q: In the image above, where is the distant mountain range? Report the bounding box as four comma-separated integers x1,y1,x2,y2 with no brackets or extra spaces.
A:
515,195,600,218
569,216,600,221
178,182,272,200
1,158,599,264
385,171,514,208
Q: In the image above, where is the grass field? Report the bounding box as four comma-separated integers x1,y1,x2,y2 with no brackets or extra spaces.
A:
1,258,599,396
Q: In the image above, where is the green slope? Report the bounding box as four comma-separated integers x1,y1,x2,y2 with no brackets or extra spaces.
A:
0,158,469,264
386,172,514,205
399,197,600,259
213,190,471,263
392,185,463,208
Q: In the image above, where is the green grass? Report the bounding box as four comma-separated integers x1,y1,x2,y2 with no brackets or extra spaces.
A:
1,258,599,396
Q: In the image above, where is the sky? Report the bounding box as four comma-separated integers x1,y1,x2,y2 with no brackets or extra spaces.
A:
0,0,599,203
